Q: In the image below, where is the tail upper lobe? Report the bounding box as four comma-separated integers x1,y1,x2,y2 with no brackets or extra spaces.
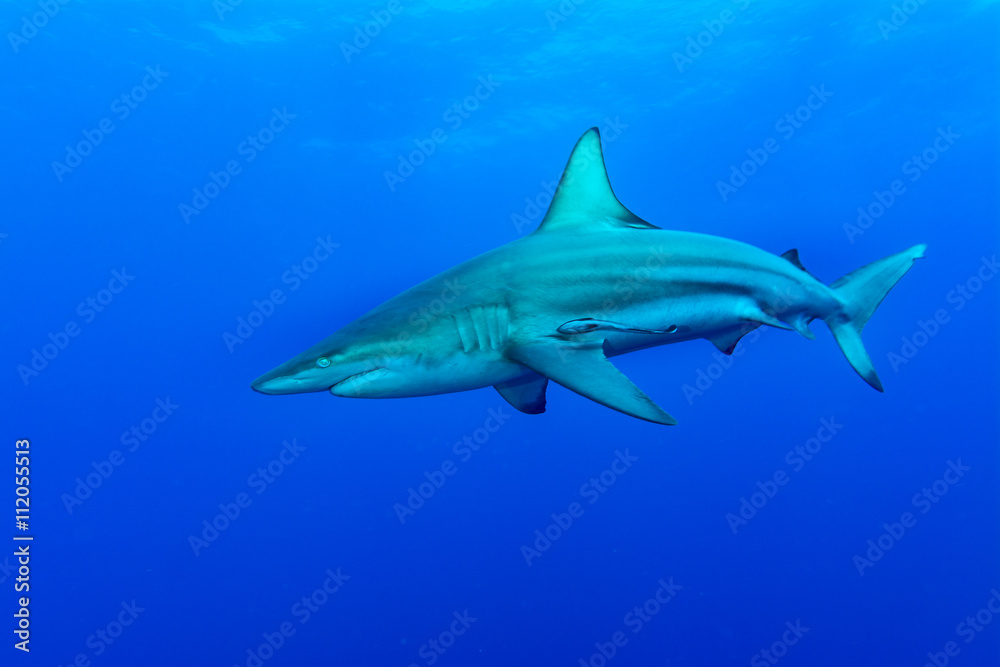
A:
825,244,927,391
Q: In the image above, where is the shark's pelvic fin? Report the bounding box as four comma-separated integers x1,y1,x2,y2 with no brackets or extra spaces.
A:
507,342,677,425
494,373,548,414
534,128,659,234
825,244,927,392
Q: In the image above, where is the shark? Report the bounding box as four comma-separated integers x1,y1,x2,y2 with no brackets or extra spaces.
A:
251,127,925,425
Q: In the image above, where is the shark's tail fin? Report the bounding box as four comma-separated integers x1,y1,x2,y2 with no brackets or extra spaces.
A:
825,244,926,392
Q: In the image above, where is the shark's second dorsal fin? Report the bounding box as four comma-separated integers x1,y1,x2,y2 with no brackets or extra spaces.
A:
534,128,658,234
780,249,812,275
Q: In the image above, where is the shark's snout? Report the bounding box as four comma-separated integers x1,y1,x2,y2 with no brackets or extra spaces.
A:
250,373,300,395
251,351,384,396
250,363,316,394
250,360,330,395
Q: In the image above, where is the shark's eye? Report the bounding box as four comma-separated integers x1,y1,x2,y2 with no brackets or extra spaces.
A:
316,357,331,368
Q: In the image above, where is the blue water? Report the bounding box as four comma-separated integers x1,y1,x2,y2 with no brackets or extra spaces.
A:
3,0,999,665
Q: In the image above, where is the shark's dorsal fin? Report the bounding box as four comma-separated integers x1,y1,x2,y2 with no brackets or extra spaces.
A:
535,128,658,234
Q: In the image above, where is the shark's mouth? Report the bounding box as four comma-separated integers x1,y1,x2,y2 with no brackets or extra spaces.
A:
329,367,389,396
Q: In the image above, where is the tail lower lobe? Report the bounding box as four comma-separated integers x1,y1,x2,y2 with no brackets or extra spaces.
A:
826,244,927,391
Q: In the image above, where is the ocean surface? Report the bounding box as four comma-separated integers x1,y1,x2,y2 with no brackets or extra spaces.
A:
3,1,999,665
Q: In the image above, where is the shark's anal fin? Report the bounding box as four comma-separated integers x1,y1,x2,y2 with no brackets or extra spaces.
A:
507,342,677,425
710,311,813,355
494,373,548,415
746,307,795,331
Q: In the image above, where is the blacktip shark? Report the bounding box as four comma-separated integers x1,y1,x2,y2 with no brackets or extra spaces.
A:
252,128,925,425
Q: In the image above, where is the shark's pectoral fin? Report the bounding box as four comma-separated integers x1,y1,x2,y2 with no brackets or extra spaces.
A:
507,342,677,425
494,373,548,415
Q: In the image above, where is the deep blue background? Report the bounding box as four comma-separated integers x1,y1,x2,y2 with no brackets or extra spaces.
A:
2,1,998,665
